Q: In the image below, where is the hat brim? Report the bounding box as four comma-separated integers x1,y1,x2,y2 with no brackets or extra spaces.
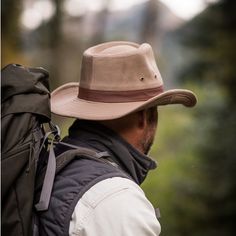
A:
51,82,197,120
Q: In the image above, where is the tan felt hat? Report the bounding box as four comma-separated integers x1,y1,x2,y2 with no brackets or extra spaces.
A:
51,41,197,120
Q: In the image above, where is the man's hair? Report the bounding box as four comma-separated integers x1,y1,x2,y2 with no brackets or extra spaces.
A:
146,107,158,124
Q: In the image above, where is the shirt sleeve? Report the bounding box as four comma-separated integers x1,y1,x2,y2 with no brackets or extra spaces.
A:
69,177,161,236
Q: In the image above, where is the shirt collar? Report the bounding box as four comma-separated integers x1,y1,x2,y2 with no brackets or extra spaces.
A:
68,120,157,185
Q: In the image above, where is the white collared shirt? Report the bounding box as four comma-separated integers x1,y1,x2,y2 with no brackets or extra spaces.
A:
69,177,161,236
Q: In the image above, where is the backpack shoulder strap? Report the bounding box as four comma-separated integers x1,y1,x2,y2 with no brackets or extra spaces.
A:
55,141,110,174
35,142,111,212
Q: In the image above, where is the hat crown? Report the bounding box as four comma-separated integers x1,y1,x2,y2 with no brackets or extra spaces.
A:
80,41,163,92
51,41,197,121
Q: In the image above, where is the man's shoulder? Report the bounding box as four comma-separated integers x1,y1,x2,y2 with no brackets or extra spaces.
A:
70,177,161,235
37,153,132,235
52,151,133,213
79,176,143,208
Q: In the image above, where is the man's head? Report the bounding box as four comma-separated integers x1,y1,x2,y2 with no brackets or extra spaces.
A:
99,106,158,155
51,41,197,153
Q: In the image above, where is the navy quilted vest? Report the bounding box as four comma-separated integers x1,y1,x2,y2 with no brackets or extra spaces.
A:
38,156,128,236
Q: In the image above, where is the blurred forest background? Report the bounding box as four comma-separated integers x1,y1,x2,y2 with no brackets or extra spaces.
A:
2,0,236,235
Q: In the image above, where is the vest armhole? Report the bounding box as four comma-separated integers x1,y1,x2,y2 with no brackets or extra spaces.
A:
63,171,129,235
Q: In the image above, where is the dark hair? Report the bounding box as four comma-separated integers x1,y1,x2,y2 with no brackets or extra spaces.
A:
146,107,158,124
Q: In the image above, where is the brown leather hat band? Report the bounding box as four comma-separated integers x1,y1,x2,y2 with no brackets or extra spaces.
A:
78,86,164,103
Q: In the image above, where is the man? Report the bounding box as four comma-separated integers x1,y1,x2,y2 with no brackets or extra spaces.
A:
40,41,197,235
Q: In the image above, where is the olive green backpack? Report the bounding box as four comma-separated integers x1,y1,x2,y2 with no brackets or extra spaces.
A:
1,64,108,236
1,64,55,236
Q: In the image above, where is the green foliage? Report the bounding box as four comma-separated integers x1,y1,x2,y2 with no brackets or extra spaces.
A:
144,1,236,235
1,0,27,66
177,0,236,103
142,98,200,236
